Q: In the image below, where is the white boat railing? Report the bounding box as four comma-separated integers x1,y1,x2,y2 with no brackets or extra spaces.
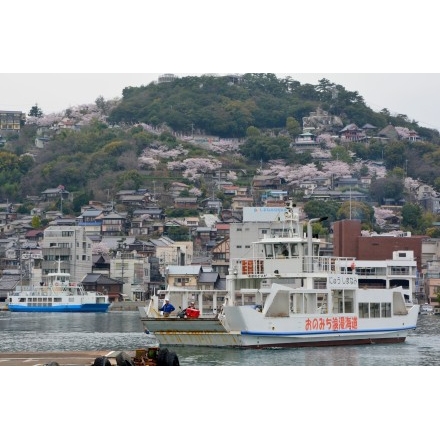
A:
230,256,355,277
153,289,228,317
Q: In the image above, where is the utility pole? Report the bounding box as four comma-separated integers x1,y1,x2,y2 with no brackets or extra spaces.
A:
349,186,352,220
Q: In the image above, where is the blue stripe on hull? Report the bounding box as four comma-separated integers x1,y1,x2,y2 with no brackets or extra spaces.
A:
8,304,109,313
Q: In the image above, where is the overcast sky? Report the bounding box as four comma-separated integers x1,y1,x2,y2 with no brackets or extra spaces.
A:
3,2,439,131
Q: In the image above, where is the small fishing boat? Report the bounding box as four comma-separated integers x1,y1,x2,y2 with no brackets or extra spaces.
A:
139,200,420,348
8,261,110,313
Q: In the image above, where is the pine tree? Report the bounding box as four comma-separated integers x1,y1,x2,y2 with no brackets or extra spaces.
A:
28,104,43,118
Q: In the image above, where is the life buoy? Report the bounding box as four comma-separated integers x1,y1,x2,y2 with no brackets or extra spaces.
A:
54,281,61,287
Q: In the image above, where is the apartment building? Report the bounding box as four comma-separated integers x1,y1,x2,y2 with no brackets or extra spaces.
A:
0,110,25,132
41,226,93,283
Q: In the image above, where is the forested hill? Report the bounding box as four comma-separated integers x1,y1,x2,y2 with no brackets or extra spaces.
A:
108,73,439,141
2,73,440,221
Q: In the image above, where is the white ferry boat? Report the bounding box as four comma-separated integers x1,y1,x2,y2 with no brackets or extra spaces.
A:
8,261,110,313
139,201,420,348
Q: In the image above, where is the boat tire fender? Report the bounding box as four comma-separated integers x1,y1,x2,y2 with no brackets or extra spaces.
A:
166,351,180,366
93,356,111,366
156,348,169,366
116,351,135,366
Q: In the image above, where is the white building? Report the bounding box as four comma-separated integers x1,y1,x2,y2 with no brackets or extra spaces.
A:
41,226,93,283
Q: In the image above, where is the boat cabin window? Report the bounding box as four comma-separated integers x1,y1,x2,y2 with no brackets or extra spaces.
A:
381,303,391,317
274,244,289,258
264,244,274,258
358,302,392,318
290,243,298,256
264,243,294,258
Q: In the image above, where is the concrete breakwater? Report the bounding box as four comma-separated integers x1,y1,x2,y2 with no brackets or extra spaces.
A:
109,300,146,311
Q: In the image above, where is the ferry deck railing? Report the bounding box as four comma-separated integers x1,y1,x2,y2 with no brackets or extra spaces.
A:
230,255,355,277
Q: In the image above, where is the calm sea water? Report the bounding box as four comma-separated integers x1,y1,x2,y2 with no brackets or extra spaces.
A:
0,310,439,366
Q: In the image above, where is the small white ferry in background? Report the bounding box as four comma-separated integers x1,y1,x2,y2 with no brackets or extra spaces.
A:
8,261,110,313
139,201,420,348
419,303,434,315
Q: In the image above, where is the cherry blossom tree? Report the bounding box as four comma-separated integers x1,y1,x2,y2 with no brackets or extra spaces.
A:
92,242,110,255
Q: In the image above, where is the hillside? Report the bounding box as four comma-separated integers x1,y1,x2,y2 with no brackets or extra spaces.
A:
1,73,440,233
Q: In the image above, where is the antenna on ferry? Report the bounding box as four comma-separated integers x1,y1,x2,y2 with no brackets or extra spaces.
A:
283,198,298,235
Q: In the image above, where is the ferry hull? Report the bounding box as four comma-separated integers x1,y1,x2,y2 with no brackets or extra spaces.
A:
140,317,416,348
8,304,110,313
143,331,413,348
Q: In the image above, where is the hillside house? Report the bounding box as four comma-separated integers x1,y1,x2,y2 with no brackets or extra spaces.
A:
252,175,282,190
41,186,69,201
169,182,190,198
101,212,126,236
231,196,254,211
174,197,198,210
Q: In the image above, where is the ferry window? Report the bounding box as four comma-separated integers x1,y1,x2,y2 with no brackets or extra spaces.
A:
358,303,369,318
344,299,353,313
290,243,298,256
381,302,391,317
370,302,380,318
264,244,274,258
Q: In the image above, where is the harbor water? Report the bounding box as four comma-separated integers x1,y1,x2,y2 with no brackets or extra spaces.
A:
0,309,439,366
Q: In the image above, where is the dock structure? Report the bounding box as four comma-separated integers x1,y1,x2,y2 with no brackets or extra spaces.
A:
0,350,116,366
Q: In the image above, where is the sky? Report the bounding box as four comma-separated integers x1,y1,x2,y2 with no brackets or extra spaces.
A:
3,2,440,131
1,73,440,131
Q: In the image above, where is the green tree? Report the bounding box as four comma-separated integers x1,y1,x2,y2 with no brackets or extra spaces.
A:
369,176,404,204
303,200,339,224
246,126,260,138
331,146,352,164
31,216,42,229
28,104,43,117
286,116,301,138
337,201,374,228
401,203,423,230
95,95,110,115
